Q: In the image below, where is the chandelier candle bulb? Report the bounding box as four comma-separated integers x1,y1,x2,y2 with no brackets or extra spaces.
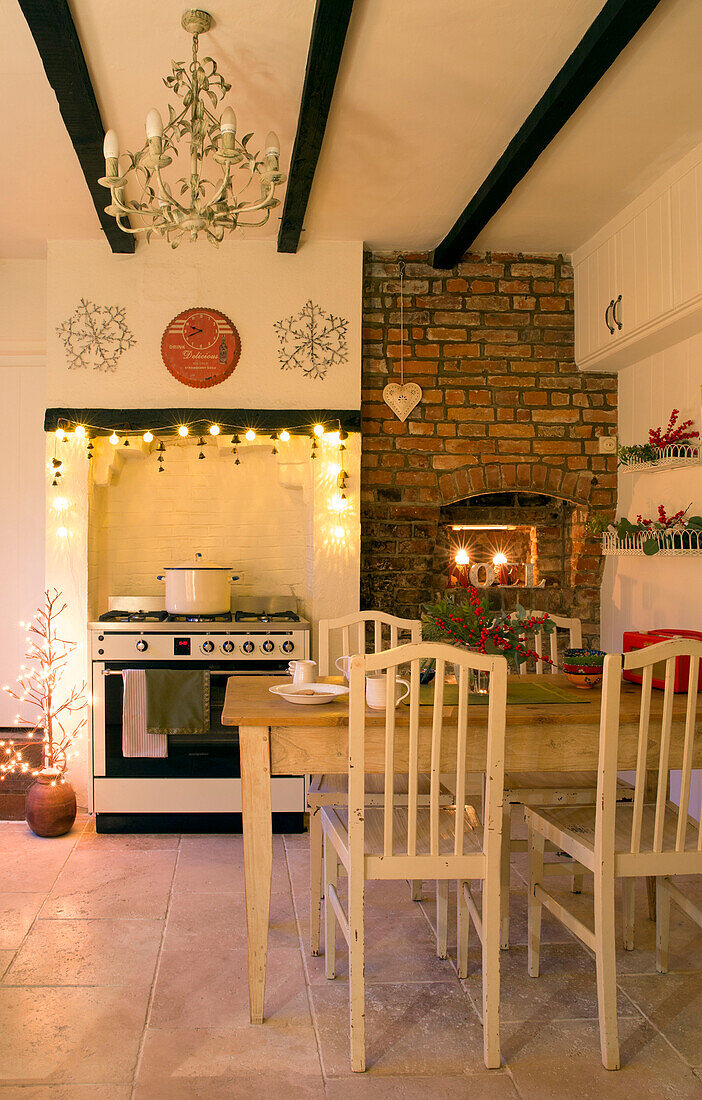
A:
102,129,119,171
146,108,164,141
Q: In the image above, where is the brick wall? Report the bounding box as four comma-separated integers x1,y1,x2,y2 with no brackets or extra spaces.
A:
361,251,618,644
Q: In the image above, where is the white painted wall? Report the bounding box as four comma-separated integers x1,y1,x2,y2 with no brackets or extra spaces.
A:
601,331,702,818
601,331,702,649
0,261,47,728
46,239,361,410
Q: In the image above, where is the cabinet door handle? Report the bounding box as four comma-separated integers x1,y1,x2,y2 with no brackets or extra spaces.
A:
613,293,623,330
605,299,615,334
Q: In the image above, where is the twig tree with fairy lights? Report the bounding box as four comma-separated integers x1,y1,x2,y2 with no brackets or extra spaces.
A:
1,589,87,785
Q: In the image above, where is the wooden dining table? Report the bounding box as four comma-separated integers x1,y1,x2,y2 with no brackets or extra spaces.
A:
222,672,700,1025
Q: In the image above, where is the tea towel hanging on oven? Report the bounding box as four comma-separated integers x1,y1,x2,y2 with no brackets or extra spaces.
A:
122,670,167,758
145,669,211,736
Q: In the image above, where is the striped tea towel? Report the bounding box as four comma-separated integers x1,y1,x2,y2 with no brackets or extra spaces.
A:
122,669,168,758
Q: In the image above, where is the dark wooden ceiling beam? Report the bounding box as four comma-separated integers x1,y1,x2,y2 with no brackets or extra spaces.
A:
277,0,355,254
431,0,663,269
18,0,135,254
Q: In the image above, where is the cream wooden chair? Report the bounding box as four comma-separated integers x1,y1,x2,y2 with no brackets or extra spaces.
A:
526,639,702,1070
321,642,509,1071
309,611,423,957
513,610,582,675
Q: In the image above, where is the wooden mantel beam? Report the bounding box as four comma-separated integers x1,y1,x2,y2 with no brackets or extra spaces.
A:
431,0,663,270
18,0,135,254
277,0,355,254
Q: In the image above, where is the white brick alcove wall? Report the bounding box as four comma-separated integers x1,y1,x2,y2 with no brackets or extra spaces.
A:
46,430,361,807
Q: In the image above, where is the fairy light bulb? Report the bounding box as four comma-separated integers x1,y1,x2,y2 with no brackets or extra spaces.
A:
492,552,508,566
178,425,189,437
209,424,220,436
55,427,66,442
329,462,341,478
454,549,469,566
333,526,346,540
279,429,290,442
74,425,86,439
245,429,256,442
314,424,324,437
143,431,154,443
56,526,68,539
52,497,69,513
109,432,119,445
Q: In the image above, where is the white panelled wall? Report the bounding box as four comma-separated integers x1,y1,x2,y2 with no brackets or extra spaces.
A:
0,363,47,724
601,333,702,818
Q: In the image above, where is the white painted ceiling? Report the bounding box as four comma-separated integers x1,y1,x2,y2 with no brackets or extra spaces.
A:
2,0,701,260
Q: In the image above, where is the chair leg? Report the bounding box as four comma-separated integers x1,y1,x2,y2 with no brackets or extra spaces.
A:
310,807,323,956
436,879,449,959
481,868,502,1069
500,803,512,950
348,865,366,1073
409,880,422,901
594,869,620,1071
457,880,470,979
622,878,635,951
324,836,337,981
656,875,671,974
527,825,545,978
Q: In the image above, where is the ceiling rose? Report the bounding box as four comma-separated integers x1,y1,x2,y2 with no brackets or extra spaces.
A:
99,9,286,247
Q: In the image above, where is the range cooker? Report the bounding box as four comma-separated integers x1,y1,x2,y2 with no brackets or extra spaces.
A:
89,607,310,832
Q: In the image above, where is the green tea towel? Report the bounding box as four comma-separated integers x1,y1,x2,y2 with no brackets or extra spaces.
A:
145,669,210,735
405,680,590,707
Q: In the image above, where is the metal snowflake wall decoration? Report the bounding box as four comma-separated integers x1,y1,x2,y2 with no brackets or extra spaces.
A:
56,298,136,372
274,300,348,380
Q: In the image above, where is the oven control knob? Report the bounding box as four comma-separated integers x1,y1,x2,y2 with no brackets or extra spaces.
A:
201,640,215,653
261,639,275,653
136,639,148,652
221,640,235,653
282,640,294,653
242,640,255,653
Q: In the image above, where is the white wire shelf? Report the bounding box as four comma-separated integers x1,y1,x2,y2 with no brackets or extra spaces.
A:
618,443,700,472
602,529,702,556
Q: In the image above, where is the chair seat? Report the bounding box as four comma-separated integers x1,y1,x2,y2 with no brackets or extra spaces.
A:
526,801,702,874
322,802,483,858
310,772,429,799
505,770,601,791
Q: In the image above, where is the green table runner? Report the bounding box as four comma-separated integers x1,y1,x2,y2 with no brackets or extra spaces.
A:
405,680,591,707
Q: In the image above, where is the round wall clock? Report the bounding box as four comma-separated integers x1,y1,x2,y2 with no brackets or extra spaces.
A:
161,307,241,388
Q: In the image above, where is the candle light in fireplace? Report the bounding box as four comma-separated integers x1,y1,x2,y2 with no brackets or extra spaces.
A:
449,548,470,588
493,552,508,584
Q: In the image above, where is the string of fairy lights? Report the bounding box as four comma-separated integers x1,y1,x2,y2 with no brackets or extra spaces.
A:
48,417,353,543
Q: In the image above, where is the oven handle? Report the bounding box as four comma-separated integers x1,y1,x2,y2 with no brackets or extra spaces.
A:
102,669,125,676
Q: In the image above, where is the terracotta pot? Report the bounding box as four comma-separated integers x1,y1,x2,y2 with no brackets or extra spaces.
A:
26,771,77,837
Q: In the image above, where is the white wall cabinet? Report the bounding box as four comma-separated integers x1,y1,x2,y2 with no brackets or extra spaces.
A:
575,143,702,373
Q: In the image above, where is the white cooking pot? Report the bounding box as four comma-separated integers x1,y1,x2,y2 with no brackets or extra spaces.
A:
157,553,238,615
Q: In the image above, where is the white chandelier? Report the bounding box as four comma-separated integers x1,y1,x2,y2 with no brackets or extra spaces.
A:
99,9,286,247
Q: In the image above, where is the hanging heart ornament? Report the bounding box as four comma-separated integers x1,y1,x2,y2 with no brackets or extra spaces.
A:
383,382,423,423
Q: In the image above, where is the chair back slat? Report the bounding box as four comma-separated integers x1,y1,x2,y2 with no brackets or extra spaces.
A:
630,662,653,854
318,611,422,675
429,660,445,856
406,659,421,856
676,657,699,850
454,664,469,856
383,667,397,857
350,642,507,872
653,659,676,852
595,653,623,869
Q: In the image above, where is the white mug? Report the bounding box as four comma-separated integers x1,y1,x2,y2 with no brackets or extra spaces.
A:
288,659,316,685
366,673,410,710
335,655,352,681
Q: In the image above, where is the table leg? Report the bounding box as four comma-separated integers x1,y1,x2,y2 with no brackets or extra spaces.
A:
239,724,272,1024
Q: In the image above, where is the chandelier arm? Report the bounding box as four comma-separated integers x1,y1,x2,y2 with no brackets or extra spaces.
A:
153,165,191,216
228,211,272,229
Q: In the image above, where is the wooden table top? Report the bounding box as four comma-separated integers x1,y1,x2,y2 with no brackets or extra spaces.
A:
223,673,700,775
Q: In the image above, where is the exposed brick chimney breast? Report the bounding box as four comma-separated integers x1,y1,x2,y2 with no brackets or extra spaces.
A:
361,251,618,646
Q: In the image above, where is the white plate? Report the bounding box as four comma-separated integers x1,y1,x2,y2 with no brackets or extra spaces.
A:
269,682,349,706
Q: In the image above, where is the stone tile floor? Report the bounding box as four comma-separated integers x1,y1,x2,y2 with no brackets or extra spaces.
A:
1,816,702,1097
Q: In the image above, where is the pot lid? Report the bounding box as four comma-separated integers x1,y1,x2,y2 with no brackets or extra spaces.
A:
164,553,231,571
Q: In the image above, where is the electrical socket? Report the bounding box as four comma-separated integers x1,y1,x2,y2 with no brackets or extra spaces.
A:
598,435,617,454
